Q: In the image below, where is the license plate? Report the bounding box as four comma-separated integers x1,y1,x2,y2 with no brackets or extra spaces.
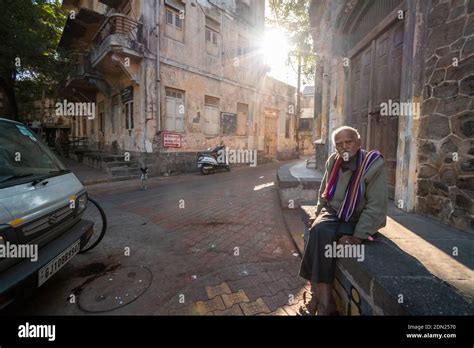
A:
38,240,80,287
197,164,202,168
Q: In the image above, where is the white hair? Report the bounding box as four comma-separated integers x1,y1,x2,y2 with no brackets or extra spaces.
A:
331,126,361,145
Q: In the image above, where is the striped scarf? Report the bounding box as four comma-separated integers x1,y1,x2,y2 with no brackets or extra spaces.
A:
322,149,382,222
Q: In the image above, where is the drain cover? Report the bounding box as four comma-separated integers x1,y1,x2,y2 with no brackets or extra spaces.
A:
78,266,152,313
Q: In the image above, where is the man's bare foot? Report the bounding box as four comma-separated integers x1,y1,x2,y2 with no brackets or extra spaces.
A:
298,290,317,316
315,283,337,315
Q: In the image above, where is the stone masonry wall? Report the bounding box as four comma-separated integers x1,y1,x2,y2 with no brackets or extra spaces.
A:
418,0,474,232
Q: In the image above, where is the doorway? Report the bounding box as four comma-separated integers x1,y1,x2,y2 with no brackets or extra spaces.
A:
348,20,404,198
264,108,278,158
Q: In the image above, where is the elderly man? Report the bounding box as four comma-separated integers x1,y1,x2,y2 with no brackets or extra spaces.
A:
299,126,388,315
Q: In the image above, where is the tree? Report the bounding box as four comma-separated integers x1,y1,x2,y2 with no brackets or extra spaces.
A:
268,0,315,84
0,0,67,120
268,0,315,154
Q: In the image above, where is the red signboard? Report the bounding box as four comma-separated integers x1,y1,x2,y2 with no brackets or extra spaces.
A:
163,132,182,148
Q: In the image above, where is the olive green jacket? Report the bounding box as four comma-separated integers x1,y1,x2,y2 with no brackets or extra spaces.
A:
315,151,388,240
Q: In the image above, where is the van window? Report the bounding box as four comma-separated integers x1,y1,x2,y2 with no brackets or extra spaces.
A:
0,120,66,188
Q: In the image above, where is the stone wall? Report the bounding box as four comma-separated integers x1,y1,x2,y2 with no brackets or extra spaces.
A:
144,151,199,176
417,0,474,232
135,149,269,177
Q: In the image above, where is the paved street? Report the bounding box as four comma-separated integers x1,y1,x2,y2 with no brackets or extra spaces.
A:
8,161,309,315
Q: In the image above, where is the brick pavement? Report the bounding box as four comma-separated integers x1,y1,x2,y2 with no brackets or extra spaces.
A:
164,262,306,316
9,161,311,315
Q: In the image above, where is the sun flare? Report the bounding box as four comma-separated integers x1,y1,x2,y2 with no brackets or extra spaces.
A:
261,27,290,71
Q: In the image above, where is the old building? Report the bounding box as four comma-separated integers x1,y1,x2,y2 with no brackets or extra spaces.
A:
58,0,298,175
298,85,316,155
21,98,73,155
59,0,159,157
309,0,473,232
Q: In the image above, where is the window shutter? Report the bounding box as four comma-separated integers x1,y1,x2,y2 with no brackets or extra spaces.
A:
176,103,184,132
205,16,220,32
165,97,176,131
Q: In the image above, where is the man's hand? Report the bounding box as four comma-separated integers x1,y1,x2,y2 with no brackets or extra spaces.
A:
310,216,321,230
338,235,363,245
307,215,317,229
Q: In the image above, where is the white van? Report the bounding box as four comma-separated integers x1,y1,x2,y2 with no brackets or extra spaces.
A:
0,117,93,309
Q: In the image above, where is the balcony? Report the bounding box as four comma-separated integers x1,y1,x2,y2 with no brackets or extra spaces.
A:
59,52,110,100
90,14,144,81
98,0,127,9
58,8,105,51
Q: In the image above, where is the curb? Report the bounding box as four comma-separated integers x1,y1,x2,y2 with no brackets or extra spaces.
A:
81,175,137,187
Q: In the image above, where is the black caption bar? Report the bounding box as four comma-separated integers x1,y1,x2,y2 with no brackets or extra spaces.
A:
0,316,473,345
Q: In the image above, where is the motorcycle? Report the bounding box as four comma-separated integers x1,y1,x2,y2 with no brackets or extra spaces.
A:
197,144,230,175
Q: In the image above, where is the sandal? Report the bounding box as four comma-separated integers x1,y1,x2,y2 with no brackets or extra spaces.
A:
297,291,317,316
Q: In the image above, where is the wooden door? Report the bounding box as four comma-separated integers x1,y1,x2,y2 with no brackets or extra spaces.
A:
81,117,86,137
204,96,219,135
237,102,248,136
348,45,372,148
112,95,119,134
98,101,105,149
203,105,219,135
264,108,278,158
370,21,403,198
349,21,404,198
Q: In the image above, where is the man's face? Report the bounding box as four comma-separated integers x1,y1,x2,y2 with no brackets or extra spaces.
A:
334,130,361,161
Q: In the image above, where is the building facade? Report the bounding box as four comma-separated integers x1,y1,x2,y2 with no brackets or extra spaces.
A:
309,0,473,232
22,98,73,155
59,0,298,174
298,85,316,156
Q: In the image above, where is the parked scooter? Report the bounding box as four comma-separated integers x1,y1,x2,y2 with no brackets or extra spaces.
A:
197,144,230,175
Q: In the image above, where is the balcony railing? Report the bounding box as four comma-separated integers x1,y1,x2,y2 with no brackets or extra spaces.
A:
90,13,144,67
64,136,90,156
92,13,143,47
60,51,107,97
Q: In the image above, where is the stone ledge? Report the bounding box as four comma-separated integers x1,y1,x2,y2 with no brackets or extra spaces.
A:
301,206,474,315
301,177,321,190
277,163,300,189
277,163,322,209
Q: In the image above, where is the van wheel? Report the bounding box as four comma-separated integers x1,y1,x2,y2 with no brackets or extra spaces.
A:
79,197,107,253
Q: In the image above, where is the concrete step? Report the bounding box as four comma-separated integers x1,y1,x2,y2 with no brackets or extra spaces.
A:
277,161,322,209
102,156,136,163
81,175,131,186
110,167,140,177
105,161,139,169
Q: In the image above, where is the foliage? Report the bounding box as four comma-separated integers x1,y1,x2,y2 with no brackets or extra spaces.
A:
268,0,315,83
0,0,68,118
